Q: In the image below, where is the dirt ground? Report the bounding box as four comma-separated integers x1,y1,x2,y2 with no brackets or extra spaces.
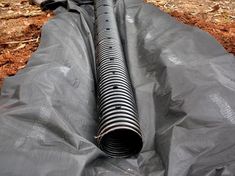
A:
147,0,235,54
0,0,52,87
0,0,234,88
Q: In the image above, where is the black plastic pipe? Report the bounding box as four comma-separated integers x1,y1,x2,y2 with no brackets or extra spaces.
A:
95,0,143,158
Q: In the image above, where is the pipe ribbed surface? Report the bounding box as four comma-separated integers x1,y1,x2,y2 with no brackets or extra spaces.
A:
95,0,143,158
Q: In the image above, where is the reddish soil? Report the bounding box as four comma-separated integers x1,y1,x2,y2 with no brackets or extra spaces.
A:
0,0,234,88
170,11,235,54
0,15,51,87
0,0,52,87
147,0,235,55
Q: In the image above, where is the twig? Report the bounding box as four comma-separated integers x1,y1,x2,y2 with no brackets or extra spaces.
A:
0,12,44,20
0,38,38,45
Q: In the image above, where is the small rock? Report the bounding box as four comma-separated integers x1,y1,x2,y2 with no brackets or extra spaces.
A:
0,2,10,7
7,10,14,14
3,3,10,7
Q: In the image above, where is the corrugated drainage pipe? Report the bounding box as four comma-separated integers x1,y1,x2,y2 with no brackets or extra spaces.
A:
95,0,143,158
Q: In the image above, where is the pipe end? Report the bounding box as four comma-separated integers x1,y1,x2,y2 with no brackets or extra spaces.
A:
97,128,143,158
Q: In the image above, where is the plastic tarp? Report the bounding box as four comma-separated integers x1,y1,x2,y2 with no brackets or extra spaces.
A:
1,0,235,175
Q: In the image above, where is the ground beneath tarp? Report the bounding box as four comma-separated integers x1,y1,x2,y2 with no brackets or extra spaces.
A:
0,0,234,88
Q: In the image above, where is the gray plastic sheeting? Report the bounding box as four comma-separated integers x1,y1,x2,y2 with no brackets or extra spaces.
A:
0,0,235,175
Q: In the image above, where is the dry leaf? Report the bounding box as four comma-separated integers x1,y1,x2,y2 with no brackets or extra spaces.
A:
210,4,220,12
214,19,221,23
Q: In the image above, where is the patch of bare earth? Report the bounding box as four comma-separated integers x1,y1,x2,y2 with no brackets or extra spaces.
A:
0,0,234,88
146,0,235,55
0,0,52,87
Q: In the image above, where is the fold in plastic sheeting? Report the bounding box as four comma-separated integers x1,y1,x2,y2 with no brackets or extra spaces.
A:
0,0,235,175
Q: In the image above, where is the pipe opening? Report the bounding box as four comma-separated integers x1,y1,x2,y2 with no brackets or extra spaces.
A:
99,129,143,158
